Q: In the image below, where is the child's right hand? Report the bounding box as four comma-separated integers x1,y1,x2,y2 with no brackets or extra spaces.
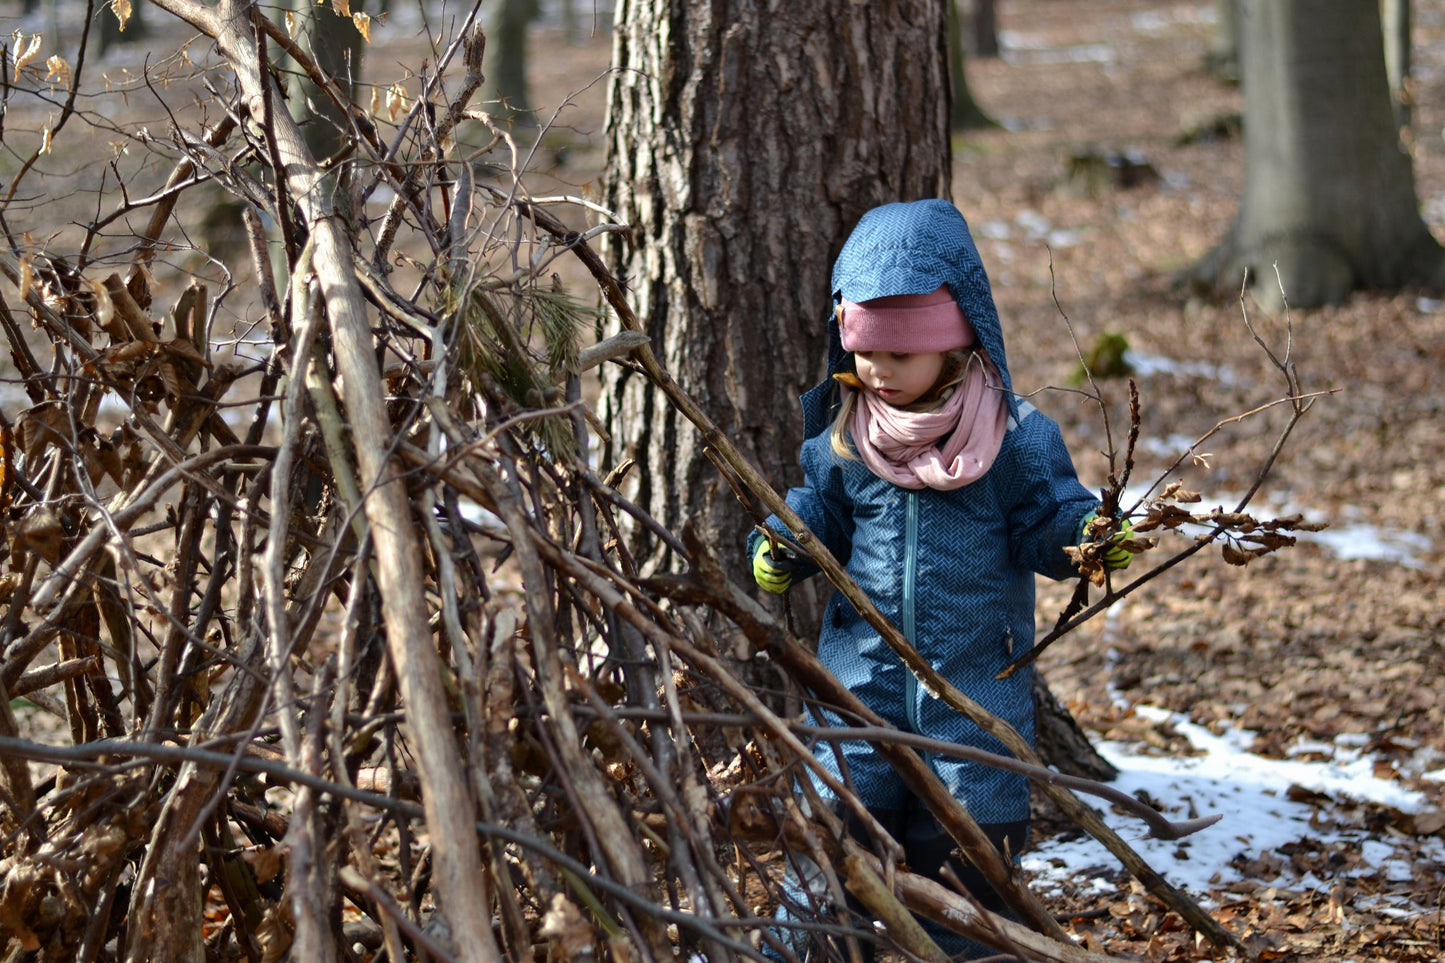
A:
752,541,796,594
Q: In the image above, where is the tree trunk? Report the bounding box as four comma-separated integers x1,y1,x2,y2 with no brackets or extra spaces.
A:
285,0,364,160
951,0,997,129
1196,0,1443,308
1381,0,1411,129
969,0,1000,58
1033,672,1117,782
601,0,951,585
1205,0,1239,82
486,0,536,126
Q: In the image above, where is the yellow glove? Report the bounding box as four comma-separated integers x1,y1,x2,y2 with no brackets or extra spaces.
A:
752,540,796,595
1104,518,1134,570
1084,511,1135,570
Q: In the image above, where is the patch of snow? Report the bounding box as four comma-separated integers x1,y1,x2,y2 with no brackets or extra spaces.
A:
1135,432,1199,458
977,221,1012,241
1304,524,1432,569
1014,209,1053,239
1122,349,1236,385
1025,708,1444,902
1000,40,1119,67
1131,5,1217,35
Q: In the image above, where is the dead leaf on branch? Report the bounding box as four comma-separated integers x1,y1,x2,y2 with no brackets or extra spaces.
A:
241,846,284,886
12,506,65,566
45,55,70,89
1221,543,1270,566
1122,482,1325,569
12,33,42,81
539,894,594,960
16,400,77,463
110,0,132,32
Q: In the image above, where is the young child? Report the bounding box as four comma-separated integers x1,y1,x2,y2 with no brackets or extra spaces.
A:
749,198,1127,959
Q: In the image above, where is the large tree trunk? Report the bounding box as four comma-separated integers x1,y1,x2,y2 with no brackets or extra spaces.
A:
1197,0,1443,308
601,0,951,585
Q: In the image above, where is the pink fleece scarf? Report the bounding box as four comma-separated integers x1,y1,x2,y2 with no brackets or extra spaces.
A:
848,357,1007,490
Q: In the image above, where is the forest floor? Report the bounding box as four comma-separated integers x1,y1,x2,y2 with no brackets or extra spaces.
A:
522,2,1445,959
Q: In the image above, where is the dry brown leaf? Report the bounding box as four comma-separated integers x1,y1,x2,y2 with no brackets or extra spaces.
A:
17,256,34,300
13,33,42,80
539,894,593,961
44,55,70,88
159,337,211,368
241,846,284,885
14,507,64,564
386,83,407,122
16,401,73,463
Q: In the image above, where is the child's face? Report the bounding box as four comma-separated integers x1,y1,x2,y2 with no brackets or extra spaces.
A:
853,350,948,407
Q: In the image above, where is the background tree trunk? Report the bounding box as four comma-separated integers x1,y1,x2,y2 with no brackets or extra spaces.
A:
284,0,364,159
1197,0,1443,308
951,0,997,129
98,0,147,54
602,0,950,588
1381,0,1411,128
1206,0,1240,81
967,0,1001,58
486,0,538,126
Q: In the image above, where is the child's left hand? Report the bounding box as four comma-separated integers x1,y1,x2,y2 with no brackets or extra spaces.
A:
1074,510,1139,582
752,541,797,594
1101,517,1134,570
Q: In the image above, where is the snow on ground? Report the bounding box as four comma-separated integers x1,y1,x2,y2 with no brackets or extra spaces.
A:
1025,706,1445,910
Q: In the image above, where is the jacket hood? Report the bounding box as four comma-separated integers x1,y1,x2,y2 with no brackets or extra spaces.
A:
826,199,1015,414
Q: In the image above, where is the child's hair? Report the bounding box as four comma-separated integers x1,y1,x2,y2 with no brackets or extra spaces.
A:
828,348,974,460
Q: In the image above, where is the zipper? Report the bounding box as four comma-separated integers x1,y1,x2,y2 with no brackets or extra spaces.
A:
903,490,922,734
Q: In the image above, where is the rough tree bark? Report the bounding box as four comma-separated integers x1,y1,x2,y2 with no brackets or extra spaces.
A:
1196,0,1444,308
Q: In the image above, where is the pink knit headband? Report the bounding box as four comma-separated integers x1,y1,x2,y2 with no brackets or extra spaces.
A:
837,284,973,353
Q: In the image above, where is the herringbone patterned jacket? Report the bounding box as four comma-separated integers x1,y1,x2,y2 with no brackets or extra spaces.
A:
752,199,1098,822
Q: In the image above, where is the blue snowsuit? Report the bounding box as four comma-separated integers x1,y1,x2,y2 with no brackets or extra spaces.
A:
751,199,1099,826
